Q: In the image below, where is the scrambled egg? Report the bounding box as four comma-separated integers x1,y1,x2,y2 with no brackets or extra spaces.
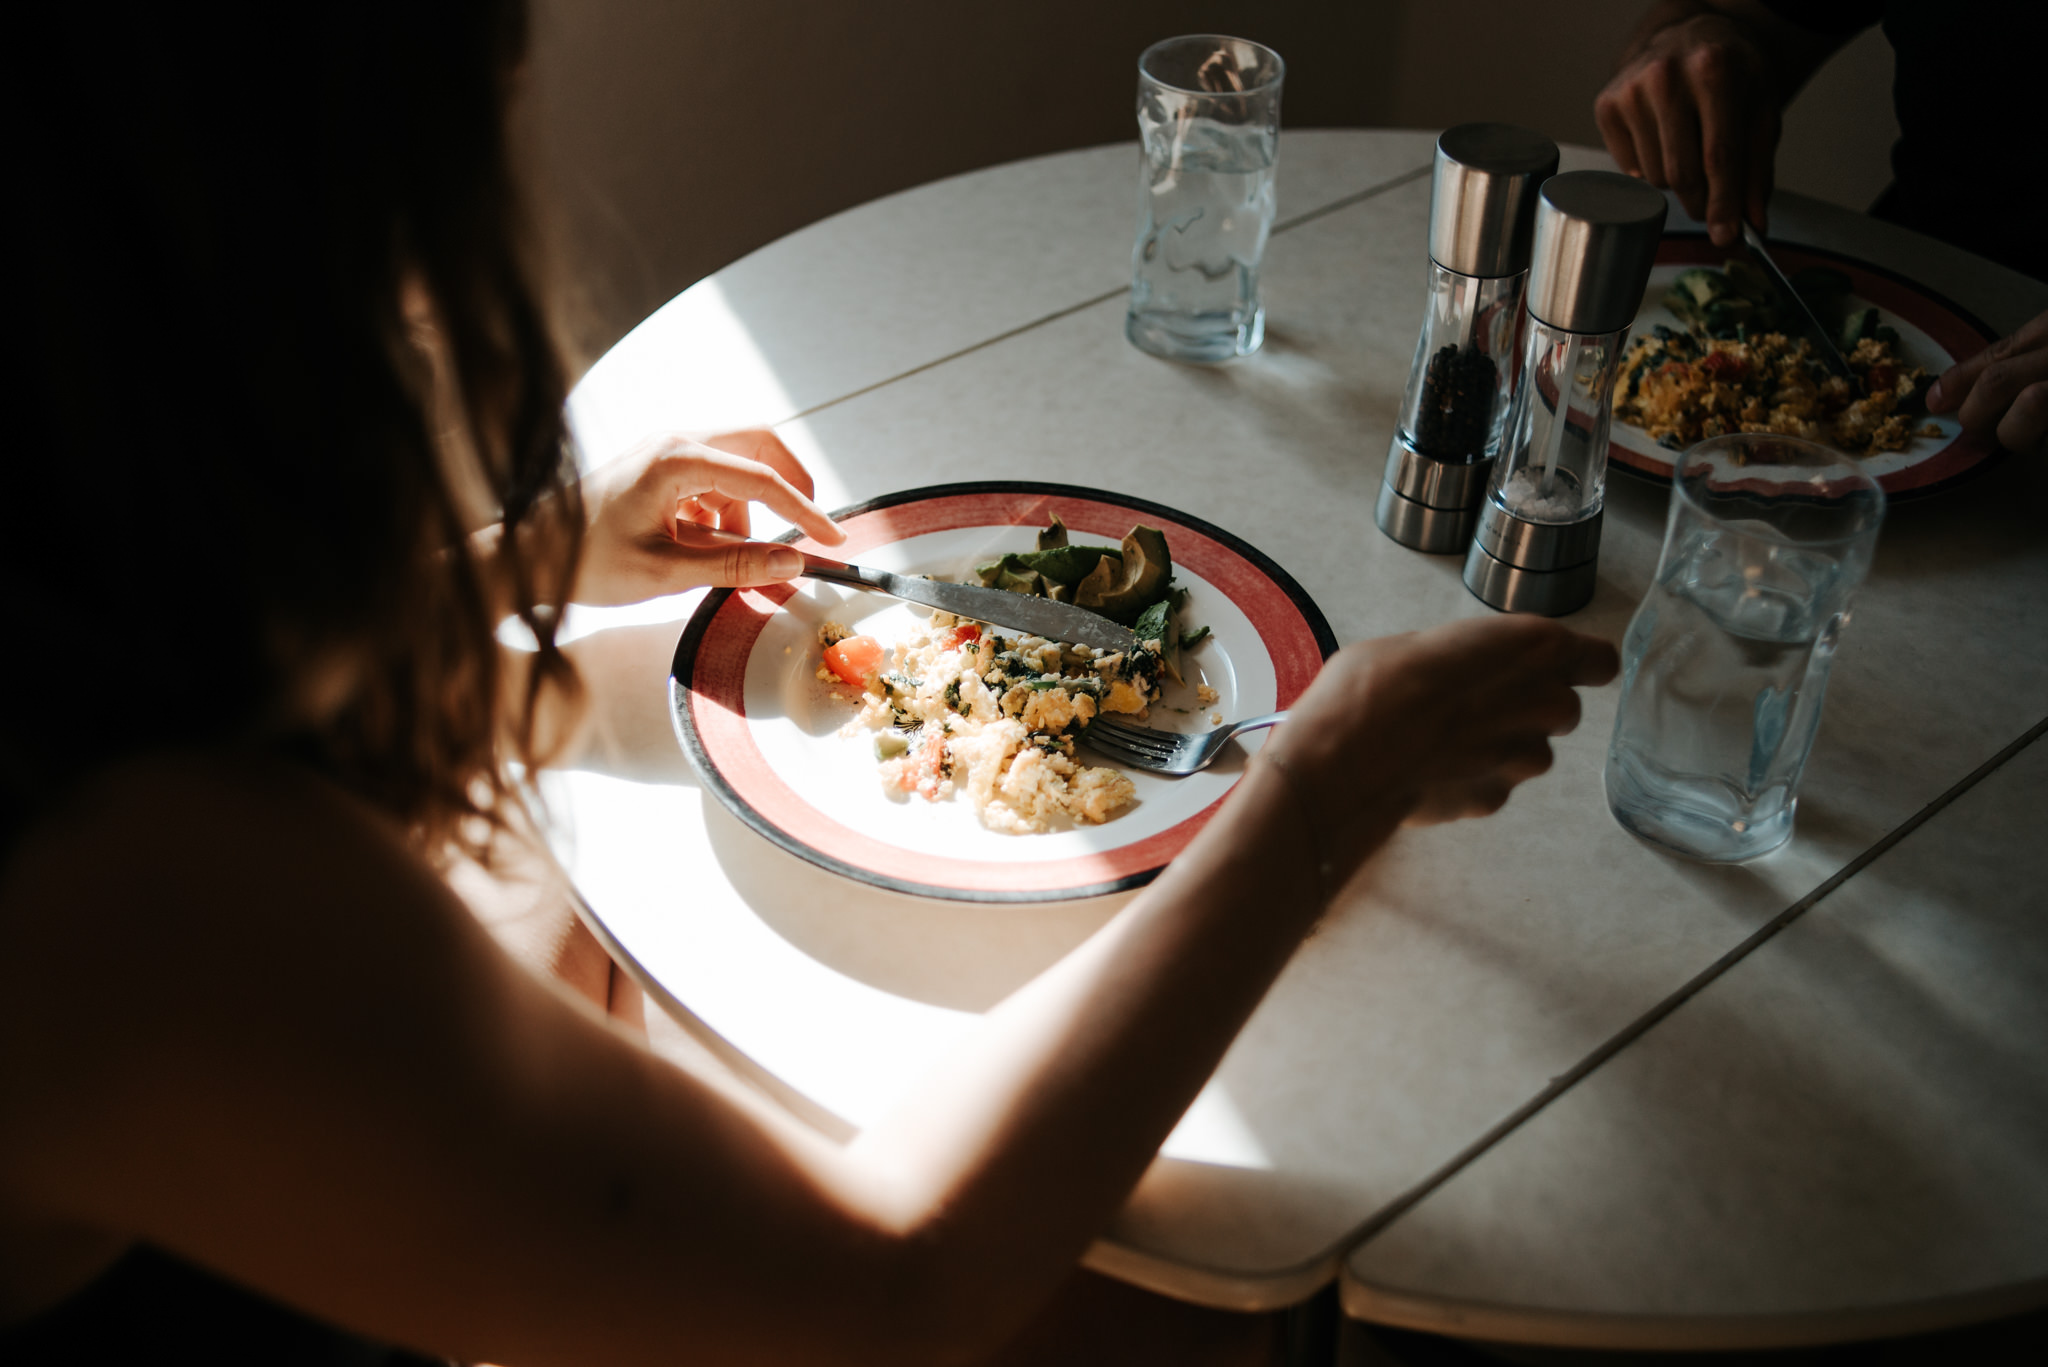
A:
1617,330,1940,455
821,611,1163,834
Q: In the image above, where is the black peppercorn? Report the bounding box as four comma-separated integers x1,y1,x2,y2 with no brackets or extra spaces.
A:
1411,343,1499,457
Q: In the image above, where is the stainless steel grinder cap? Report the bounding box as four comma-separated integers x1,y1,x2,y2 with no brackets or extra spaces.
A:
1526,171,1668,334
1429,123,1559,278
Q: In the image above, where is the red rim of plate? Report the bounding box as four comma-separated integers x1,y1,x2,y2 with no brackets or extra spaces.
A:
1609,234,2002,500
669,482,1338,903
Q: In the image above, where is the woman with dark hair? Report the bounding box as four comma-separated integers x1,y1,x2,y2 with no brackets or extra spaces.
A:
0,4,1617,1363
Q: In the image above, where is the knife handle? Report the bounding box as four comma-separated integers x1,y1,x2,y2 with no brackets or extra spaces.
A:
799,553,889,591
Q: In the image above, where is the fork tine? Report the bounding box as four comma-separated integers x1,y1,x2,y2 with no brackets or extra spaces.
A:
1085,716,1170,745
1077,726,1153,759
1085,719,1179,757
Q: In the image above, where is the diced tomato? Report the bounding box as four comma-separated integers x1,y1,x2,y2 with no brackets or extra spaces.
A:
822,634,883,685
1865,363,1898,396
898,729,947,796
948,623,982,649
1699,351,1747,382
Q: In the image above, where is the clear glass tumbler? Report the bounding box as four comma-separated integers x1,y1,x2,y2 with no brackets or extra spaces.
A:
1125,34,1283,364
1605,434,1886,862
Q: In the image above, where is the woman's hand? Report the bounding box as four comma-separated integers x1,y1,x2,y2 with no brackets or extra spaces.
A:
1926,308,2048,456
1264,615,1620,881
572,429,847,606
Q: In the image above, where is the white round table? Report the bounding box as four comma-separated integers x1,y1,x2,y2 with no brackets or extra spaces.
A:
549,130,2048,1350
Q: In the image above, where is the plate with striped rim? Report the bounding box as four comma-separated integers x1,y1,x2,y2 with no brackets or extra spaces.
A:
669,482,1335,903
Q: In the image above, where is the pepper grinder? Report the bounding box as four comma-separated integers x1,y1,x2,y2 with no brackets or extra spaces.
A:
1376,123,1557,553
1462,171,1666,614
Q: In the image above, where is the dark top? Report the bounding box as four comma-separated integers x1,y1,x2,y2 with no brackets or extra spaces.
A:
1762,0,2048,283
1,1244,454,1366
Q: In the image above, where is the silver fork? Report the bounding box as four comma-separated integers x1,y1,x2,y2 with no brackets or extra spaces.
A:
1080,711,1288,775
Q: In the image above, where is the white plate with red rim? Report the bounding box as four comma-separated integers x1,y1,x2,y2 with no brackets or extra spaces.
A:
1609,235,2002,500
669,482,1336,903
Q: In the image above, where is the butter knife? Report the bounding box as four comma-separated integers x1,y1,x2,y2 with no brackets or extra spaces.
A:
1739,222,1853,380
801,553,1140,655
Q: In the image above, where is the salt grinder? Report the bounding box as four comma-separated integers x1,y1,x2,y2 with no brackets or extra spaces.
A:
1376,124,1558,553
1462,171,1666,615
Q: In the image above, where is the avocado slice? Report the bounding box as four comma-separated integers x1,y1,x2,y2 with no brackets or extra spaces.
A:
1023,545,1118,585
997,564,1044,596
976,552,1047,596
1076,525,1171,624
1723,258,1773,305
1037,514,1069,551
1664,267,1727,324
977,544,1118,588
1072,555,1117,607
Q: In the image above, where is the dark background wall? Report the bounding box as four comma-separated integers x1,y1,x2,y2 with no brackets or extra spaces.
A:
524,1,1896,369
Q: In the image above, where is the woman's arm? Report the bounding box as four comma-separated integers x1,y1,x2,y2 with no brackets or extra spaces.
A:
0,617,1611,1367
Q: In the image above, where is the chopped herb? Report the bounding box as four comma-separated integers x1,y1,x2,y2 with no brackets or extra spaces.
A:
1131,599,1172,647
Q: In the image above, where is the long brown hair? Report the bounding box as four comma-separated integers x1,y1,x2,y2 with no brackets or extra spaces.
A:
4,1,578,850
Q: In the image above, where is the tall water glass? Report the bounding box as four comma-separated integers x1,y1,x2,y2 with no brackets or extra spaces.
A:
1605,434,1885,862
1125,35,1283,364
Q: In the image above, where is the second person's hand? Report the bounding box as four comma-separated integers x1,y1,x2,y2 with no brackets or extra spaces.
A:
1926,307,2048,457
1595,7,1780,246
1593,1,1853,249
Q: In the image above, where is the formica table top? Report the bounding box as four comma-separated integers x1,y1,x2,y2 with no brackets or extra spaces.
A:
548,130,2048,1343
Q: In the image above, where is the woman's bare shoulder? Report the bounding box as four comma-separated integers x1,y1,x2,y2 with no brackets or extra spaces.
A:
9,747,399,858
0,750,474,1181
1,749,434,965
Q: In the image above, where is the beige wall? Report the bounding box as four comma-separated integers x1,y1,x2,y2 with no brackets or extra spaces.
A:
528,0,1898,366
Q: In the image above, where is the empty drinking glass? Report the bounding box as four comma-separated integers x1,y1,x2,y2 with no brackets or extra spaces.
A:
1605,433,1885,862
1125,35,1283,364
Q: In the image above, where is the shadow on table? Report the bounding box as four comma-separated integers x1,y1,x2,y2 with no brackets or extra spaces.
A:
1343,1304,2048,1365
702,797,1122,1012
558,622,701,786
1337,742,2048,1364
1874,443,2047,579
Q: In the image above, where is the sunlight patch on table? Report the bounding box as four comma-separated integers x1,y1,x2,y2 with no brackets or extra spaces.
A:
566,277,801,467
545,767,1274,1170
1163,1086,1273,1171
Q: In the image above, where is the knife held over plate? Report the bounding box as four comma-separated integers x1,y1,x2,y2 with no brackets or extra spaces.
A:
1738,222,1854,380
800,553,1141,655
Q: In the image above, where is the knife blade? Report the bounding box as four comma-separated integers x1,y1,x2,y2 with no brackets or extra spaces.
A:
1738,222,1853,380
800,554,1141,655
